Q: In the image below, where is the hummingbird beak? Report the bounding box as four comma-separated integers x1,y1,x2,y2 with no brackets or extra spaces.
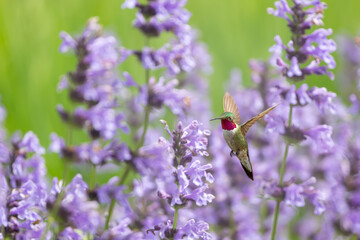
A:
210,117,222,121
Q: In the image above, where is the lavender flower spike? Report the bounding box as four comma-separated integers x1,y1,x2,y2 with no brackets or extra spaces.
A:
268,0,336,81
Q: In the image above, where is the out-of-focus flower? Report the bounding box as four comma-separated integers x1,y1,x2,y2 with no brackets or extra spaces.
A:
99,217,144,240
73,103,129,140
49,174,102,234
337,35,360,98
7,180,47,238
304,125,334,154
58,227,84,240
307,87,336,114
176,219,213,240
18,131,45,155
123,0,191,43
96,177,131,214
284,177,325,215
147,77,190,117
58,18,128,141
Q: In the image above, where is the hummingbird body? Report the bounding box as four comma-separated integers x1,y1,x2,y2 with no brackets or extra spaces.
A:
211,92,278,181
221,117,252,180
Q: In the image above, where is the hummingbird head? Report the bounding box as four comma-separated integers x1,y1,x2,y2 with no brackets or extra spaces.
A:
210,112,237,130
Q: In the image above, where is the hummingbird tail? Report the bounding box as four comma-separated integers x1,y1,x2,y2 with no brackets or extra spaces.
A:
241,163,254,181
237,149,254,181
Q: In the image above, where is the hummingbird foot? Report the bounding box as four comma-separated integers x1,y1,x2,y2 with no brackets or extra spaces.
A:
230,150,236,157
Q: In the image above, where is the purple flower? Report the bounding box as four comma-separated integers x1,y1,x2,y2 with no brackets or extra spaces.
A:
136,42,197,76
157,41,196,75
284,177,325,215
148,77,190,117
302,28,336,69
122,0,137,9
5,132,47,188
265,114,286,134
57,174,102,234
296,83,312,105
59,31,77,53
58,17,128,147
125,0,192,44
8,180,47,236
0,169,8,228
268,0,336,81
73,102,129,140
304,125,334,154
100,217,143,240
85,35,119,77
146,219,213,240
109,141,132,162
49,132,66,154
123,0,201,76
172,160,215,206
96,177,131,214
59,227,84,240
134,136,172,176
75,141,108,164
162,120,210,159
176,219,213,240
122,71,137,87
18,131,45,155
11,154,47,188
307,87,336,114
0,142,9,163
287,57,302,78
285,84,297,105
267,0,293,22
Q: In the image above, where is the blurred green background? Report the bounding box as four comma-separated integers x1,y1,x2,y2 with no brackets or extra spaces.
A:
0,0,359,177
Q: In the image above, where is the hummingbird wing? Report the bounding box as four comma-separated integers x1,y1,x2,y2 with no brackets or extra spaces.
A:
240,105,278,136
223,92,241,125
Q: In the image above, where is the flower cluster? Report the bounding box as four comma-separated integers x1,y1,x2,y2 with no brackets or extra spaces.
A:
52,18,130,167
0,132,48,238
141,120,214,239
268,0,336,80
122,0,197,76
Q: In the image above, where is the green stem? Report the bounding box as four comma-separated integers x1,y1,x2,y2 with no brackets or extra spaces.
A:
270,105,293,240
104,165,131,230
259,202,268,234
105,199,115,231
172,206,180,230
271,200,281,240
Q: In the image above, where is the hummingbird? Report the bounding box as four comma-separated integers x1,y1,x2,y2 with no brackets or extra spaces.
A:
210,92,277,180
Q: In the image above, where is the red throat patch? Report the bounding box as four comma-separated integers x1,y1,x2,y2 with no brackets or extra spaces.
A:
221,119,237,131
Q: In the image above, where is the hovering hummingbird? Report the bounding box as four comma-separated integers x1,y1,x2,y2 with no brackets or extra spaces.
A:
210,92,277,180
